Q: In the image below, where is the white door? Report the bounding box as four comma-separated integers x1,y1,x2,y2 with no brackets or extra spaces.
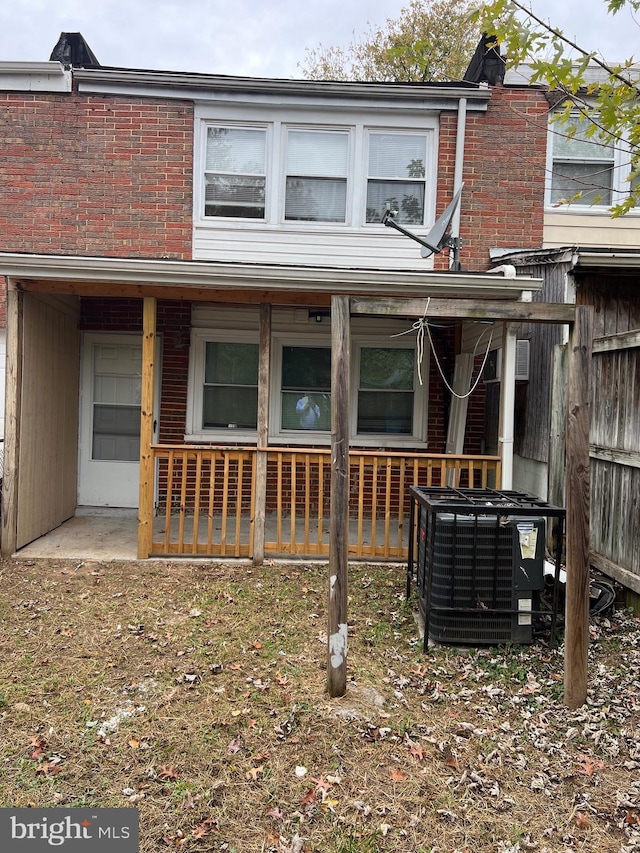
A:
79,333,154,508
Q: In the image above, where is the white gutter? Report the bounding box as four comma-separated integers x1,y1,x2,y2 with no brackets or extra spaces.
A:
0,61,71,92
0,253,543,299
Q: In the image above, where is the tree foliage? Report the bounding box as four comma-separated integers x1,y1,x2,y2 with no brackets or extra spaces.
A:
299,0,481,83
474,0,640,215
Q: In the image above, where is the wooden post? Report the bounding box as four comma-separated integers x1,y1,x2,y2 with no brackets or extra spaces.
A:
327,295,350,698
498,324,517,489
564,305,593,709
1,286,23,557
137,297,156,559
253,303,271,565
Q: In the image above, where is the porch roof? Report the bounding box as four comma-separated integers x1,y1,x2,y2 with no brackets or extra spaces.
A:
0,252,543,301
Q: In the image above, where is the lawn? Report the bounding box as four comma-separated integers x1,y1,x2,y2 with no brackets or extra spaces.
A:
0,557,638,852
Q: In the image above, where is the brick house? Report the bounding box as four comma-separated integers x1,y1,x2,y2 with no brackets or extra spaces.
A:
0,38,553,561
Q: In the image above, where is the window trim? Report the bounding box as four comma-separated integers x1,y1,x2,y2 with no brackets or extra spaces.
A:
186,328,260,442
194,105,439,233
545,114,636,211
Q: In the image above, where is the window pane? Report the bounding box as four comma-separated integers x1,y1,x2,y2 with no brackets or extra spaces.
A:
281,345,331,431
357,348,414,435
360,348,414,389
93,404,140,461
368,133,427,179
205,175,265,218
206,127,266,173
366,181,425,224
551,162,613,205
282,391,331,430
202,342,258,430
287,130,348,177
552,120,614,160
203,387,258,429
205,342,259,385
285,177,346,221
357,391,413,434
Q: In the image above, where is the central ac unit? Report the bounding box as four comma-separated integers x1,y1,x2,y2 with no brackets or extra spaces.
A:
483,340,530,382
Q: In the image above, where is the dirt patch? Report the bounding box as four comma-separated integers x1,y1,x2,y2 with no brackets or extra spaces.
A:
0,558,639,852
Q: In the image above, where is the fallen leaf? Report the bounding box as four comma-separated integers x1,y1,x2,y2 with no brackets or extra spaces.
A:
266,806,284,820
128,738,139,749
246,765,264,781
227,735,242,754
389,767,408,781
575,811,591,829
575,756,605,777
158,764,179,780
409,743,425,761
312,776,332,793
252,640,263,649
300,789,317,806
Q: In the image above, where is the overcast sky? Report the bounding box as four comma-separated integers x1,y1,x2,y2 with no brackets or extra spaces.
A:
1,0,639,78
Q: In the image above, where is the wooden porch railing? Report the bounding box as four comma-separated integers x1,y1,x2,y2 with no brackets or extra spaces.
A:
146,445,501,560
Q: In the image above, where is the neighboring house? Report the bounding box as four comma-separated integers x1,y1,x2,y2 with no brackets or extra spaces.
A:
498,74,640,598
0,36,556,561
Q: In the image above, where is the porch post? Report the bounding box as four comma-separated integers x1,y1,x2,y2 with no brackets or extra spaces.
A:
327,295,350,698
137,296,156,559
253,303,271,565
564,306,593,709
1,285,22,557
498,324,517,489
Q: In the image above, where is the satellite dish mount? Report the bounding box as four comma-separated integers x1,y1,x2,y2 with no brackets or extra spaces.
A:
381,184,464,271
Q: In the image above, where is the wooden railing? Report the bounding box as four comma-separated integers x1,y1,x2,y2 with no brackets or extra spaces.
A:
146,445,501,560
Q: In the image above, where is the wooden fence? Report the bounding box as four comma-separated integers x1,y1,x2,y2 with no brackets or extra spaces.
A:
147,445,501,560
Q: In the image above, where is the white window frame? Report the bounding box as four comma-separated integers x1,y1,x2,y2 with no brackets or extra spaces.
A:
545,114,637,212
194,104,438,232
186,328,259,442
364,129,430,226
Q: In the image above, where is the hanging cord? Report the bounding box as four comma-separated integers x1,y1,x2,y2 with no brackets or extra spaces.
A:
392,298,493,396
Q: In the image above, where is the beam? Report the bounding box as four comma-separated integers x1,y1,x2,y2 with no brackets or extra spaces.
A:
351,296,575,324
498,325,517,489
564,305,593,710
253,304,271,565
137,297,156,559
327,295,350,698
1,289,23,557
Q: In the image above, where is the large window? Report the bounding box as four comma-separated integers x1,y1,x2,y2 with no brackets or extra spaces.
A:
187,323,425,445
357,346,415,434
188,332,259,435
284,130,349,222
204,126,267,218
547,114,638,209
280,344,332,431
198,111,436,228
365,132,427,224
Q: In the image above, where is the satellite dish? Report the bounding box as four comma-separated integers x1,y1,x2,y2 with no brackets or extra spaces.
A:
381,183,464,269
420,184,464,258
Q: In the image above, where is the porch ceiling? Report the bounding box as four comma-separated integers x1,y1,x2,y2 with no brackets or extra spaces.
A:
0,252,543,302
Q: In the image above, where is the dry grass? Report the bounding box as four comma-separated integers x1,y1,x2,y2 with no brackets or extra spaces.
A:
0,557,639,853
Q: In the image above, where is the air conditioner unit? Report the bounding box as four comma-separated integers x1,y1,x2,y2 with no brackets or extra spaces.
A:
416,508,546,644
483,340,530,382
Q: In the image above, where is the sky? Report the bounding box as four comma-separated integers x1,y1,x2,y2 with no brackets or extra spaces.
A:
1,0,639,79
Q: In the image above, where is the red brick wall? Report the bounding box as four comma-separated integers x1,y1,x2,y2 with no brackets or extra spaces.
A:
435,84,548,272
0,92,193,259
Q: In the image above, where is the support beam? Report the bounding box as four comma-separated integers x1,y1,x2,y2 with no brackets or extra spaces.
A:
253,304,271,565
351,297,575,324
327,295,350,698
1,288,23,557
564,306,593,709
498,325,517,489
137,297,156,559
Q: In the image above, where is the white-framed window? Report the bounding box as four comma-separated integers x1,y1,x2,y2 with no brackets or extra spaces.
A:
365,131,428,224
547,114,635,209
196,107,437,229
204,125,268,219
187,315,427,447
284,128,350,223
186,329,259,438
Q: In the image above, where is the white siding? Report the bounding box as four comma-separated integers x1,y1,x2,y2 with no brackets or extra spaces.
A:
544,211,640,249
